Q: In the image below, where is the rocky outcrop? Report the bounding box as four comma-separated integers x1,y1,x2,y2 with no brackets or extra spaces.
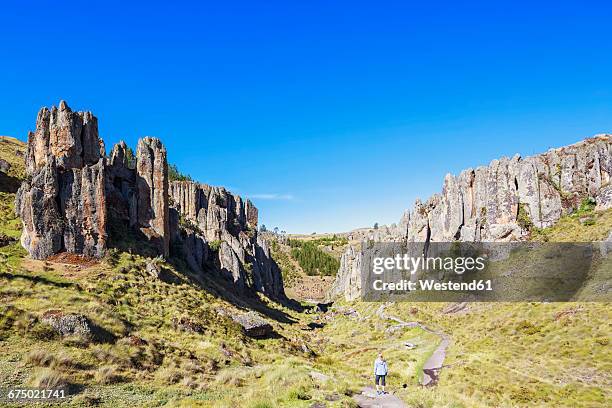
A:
595,185,612,211
169,180,285,298
136,138,169,256
16,101,107,259
330,135,612,301
106,138,170,256
15,101,284,301
403,136,612,243
328,245,363,301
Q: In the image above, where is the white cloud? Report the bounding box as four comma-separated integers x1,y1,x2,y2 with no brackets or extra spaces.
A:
249,193,294,201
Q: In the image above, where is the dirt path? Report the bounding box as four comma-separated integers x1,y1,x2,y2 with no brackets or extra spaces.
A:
376,303,451,386
351,303,451,407
353,387,407,408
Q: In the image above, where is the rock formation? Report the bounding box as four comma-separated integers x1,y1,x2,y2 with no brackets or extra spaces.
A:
330,135,612,300
402,135,611,243
106,137,170,256
169,181,284,298
16,101,284,300
16,101,107,259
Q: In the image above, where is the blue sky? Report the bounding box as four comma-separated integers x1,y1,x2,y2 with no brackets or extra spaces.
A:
1,1,612,233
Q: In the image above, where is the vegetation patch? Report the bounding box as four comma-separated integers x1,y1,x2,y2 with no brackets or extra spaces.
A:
288,239,340,276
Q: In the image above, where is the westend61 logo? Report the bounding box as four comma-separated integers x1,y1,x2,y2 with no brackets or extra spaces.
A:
360,242,608,302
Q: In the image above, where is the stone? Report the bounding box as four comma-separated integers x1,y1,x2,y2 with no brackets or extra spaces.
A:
310,371,330,383
171,316,204,333
40,310,110,342
17,102,107,259
136,137,169,257
595,185,612,211
330,135,612,301
232,312,273,338
0,233,16,247
0,159,10,174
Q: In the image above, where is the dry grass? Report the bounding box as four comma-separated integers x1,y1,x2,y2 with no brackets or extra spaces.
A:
29,368,70,389
94,366,121,384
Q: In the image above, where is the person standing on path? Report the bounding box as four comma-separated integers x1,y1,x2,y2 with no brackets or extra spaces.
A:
374,353,388,395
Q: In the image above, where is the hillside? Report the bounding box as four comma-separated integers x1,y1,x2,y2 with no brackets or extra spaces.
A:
0,136,26,193
2,123,611,407
0,113,358,407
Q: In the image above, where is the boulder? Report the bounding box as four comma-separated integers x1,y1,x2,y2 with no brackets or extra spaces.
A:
0,234,16,247
41,310,110,342
171,316,204,333
232,312,273,338
0,159,10,174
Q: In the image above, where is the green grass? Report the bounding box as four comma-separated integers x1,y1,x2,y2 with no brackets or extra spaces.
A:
532,201,612,242
0,136,26,180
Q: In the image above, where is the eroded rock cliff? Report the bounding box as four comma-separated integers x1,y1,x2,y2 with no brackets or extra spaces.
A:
16,101,107,258
170,181,284,298
15,101,284,300
330,135,612,300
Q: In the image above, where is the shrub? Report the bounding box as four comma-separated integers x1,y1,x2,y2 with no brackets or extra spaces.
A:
250,402,274,408
209,240,222,252
24,350,56,367
287,385,312,400
517,203,533,231
29,368,69,389
95,366,121,384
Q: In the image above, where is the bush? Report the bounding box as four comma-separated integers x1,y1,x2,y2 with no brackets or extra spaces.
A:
29,368,70,389
250,402,274,408
95,366,121,384
286,385,312,400
517,203,533,231
209,240,222,252
24,350,56,367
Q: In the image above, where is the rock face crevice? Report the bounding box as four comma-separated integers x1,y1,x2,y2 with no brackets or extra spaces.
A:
330,135,612,301
16,101,284,299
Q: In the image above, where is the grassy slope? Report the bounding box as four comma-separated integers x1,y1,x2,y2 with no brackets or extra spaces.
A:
1,136,610,407
0,136,26,180
0,139,357,407
0,194,361,407
317,207,611,407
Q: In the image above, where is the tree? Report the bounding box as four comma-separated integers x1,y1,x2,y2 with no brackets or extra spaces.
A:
373,222,379,230
274,227,279,235
168,163,193,182
260,224,267,232
124,146,136,169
